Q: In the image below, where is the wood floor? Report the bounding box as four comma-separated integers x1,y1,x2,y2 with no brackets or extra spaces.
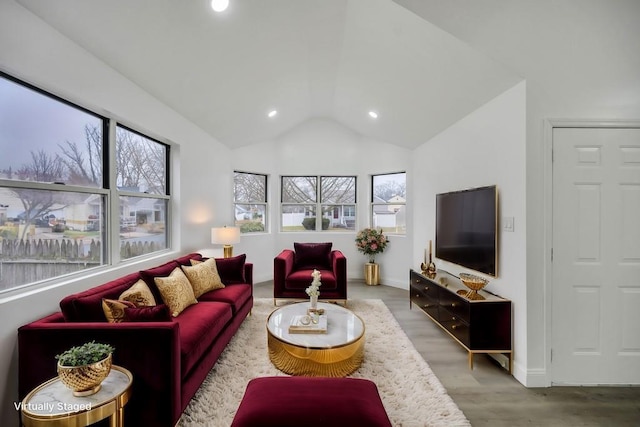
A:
255,280,640,427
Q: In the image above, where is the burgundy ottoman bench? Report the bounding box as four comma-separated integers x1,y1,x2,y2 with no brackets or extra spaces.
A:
231,376,392,427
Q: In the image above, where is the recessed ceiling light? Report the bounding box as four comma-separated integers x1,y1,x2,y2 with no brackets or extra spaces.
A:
211,0,229,12
368,111,378,119
268,110,278,118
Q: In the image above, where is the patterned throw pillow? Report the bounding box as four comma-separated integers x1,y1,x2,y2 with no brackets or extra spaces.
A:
184,258,225,297
102,298,136,323
119,279,157,307
154,267,198,317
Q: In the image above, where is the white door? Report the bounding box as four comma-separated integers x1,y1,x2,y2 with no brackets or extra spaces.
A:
552,127,640,385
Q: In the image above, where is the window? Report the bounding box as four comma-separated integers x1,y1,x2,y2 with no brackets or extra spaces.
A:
0,72,172,293
372,172,406,234
234,171,267,233
281,175,356,231
116,126,169,258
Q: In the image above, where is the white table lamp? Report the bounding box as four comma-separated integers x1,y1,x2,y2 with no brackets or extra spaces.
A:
211,226,240,258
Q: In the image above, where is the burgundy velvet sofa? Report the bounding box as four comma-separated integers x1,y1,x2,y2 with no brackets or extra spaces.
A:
18,252,253,427
273,242,347,305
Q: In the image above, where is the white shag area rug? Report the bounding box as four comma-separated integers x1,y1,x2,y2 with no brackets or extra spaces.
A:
177,298,470,427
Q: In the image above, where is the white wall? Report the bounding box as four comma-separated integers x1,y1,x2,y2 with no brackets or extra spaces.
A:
395,0,640,387
413,81,527,383
233,117,413,287
0,2,233,425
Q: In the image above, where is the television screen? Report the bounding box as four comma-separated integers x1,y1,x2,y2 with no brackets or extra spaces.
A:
435,185,497,277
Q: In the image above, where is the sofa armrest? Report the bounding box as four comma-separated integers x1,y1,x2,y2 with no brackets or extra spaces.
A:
331,249,347,286
244,263,253,286
274,250,295,290
18,313,181,426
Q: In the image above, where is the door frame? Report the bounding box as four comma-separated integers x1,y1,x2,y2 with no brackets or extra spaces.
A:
543,119,640,385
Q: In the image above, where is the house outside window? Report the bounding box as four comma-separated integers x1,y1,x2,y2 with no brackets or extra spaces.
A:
372,172,406,234
0,72,172,293
234,171,267,233
281,175,356,231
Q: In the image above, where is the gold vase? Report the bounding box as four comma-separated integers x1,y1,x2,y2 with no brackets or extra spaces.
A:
364,263,380,286
57,353,112,396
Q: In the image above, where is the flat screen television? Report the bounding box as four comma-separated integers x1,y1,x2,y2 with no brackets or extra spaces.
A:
435,185,498,277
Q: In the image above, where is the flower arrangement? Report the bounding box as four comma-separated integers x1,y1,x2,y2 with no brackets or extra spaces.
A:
306,269,322,297
355,228,388,263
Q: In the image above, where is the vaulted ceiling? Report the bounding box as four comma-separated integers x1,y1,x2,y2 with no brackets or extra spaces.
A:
16,0,524,149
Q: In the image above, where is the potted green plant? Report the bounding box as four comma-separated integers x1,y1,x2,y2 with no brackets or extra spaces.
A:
55,341,114,396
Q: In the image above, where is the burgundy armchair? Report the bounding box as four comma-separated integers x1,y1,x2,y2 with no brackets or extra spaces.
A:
273,242,347,305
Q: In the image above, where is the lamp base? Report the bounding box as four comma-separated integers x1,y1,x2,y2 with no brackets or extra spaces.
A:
223,245,234,258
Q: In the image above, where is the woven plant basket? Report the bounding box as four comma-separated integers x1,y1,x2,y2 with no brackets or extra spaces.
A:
57,353,112,396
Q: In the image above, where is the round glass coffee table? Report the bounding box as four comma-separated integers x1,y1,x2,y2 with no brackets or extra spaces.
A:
266,301,365,377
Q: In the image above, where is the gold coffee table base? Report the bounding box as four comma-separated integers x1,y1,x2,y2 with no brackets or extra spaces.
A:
268,333,364,377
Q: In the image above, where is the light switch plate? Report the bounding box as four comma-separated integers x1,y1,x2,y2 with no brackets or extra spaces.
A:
503,216,514,232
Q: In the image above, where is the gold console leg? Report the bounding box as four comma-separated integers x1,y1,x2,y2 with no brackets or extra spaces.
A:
468,352,474,370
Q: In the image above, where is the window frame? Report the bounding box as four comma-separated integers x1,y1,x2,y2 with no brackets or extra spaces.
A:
371,171,406,235
280,175,357,232
233,170,268,234
115,124,171,261
0,71,173,294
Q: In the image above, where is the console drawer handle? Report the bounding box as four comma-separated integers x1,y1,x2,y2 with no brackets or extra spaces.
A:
452,325,458,330
451,303,457,308
424,286,429,291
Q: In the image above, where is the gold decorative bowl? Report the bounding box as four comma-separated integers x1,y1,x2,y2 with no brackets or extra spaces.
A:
459,273,489,300
57,354,112,396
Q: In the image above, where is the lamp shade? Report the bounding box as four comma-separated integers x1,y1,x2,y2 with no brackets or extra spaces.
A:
211,226,240,245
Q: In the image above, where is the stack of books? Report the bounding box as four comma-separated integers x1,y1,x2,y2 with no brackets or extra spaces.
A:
288,314,327,334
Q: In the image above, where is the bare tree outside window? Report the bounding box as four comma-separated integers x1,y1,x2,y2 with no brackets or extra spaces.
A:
116,127,166,194
116,126,168,259
234,172,267,233
281,176,356,231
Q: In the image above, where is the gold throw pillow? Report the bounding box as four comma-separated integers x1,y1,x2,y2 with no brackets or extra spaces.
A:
119,279,157,307
102,298,135,323
183,258,225,298
154,268,198,317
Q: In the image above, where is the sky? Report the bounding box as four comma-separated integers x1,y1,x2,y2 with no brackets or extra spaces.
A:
0,75,101,171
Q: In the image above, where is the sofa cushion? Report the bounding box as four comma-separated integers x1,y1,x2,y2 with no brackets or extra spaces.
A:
102,299,136,323
124,304,172,322
197,284,252,314
285,269,337,290
60,272,142,322
119,279,157,306
140,260,180,302
211,254,246,284
173,302,233,376
294,242,332,270
184,258,224,297
175,252,203,266
154,268,198,317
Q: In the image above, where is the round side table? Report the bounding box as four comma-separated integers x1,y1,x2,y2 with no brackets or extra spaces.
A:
21,365,133,427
